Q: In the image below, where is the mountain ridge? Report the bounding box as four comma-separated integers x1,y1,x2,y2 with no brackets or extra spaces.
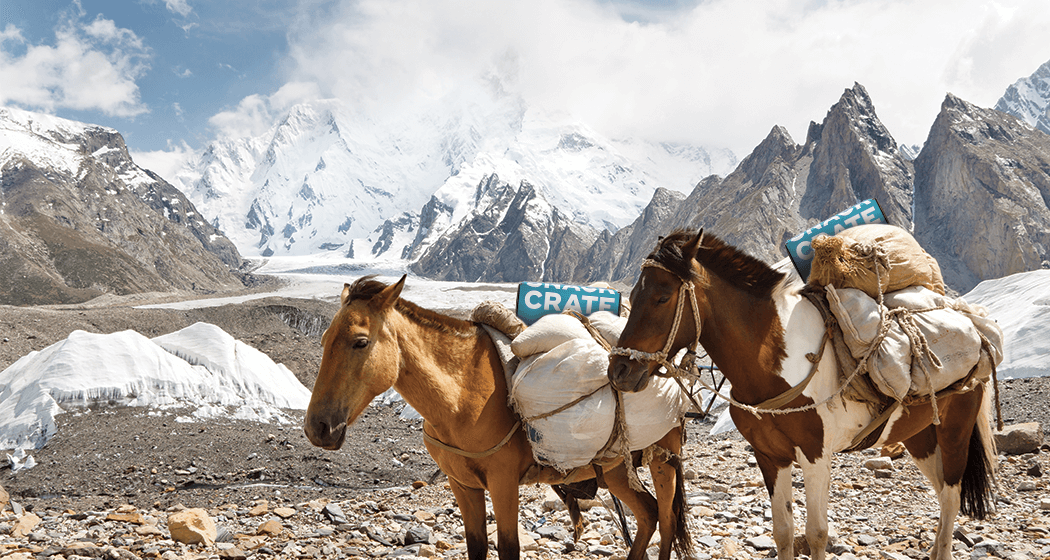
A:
0,107,249,305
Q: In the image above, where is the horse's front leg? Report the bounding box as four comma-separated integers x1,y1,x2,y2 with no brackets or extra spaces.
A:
487,474,522,560
448,478,492,560
756,453,795,560
799,454,832,560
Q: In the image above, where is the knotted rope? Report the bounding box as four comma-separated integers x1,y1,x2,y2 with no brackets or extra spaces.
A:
608,242,1001,430
561,310,646,492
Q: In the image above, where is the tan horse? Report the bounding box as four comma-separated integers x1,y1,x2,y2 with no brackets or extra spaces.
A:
304,275,691,560
608,230,996,560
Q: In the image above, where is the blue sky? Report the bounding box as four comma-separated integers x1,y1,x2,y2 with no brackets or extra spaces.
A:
1,0,295,151
2,0,1049,179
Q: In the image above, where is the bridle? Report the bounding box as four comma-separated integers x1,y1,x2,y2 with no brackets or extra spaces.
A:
609,258,703,379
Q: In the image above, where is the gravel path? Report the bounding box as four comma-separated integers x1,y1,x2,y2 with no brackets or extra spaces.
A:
1,293,1048,559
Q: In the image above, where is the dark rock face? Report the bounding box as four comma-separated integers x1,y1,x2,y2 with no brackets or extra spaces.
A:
0,108,247,305
800,83,913,229
569,187,686,284
571,84,1050,294
913,94,1050,292
573,83,915,283
409,175,596,282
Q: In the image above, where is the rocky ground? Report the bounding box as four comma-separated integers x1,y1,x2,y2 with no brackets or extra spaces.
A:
1,289,1048,559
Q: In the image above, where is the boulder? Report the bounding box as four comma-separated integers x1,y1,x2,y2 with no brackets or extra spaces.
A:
863,457,894,471
11,512,42,538
167,508,217,545
995,422,1043,455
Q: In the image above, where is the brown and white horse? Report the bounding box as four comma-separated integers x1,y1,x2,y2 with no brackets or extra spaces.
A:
608,230,996,560
305,275,691,560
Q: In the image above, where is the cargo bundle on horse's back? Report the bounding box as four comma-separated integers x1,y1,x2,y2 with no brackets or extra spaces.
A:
609,229,1002,560
808,223,945,297
304,275,692,560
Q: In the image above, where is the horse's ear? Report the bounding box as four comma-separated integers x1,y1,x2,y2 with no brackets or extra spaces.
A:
682,228,705,261
370,274,406,312
341,283,351,306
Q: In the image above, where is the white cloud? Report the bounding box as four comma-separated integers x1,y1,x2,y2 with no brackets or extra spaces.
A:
0,10,151,117
207,81,322,139
275,0,1050,155
0,24,24,42
164,0,194,18
130,140,195,181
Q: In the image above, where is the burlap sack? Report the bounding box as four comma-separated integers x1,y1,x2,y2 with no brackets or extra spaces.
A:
809,224,944,298
471,300,526,338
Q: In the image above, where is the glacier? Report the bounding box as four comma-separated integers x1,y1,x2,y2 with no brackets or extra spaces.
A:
0,322,311,451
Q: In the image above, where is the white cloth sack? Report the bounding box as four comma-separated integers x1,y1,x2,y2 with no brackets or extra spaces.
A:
826,285,1004,402
511,314,593,358
510,316,686,472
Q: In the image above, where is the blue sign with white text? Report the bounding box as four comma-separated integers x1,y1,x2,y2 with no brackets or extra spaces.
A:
515,282,621,325
785,198,887,280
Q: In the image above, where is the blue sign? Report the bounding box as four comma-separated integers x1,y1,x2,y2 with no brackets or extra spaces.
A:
785,198,887,280
515,282,621,325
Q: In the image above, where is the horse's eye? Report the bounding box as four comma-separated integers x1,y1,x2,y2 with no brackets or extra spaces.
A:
657,295,671,304
352,337,370,349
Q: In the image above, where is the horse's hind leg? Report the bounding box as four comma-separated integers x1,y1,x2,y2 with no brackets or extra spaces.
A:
904,389,989,560
553,481,599,541
603,463,658,560
650,430,689,560
448,478,495,560
904,423,956,560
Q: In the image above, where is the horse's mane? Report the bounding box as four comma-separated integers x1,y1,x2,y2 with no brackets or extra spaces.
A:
347,276,477,337
650,230,786,299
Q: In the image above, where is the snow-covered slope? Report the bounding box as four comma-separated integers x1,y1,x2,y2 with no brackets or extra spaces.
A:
0,323,310,451
994,58,1050,135
171,95,736,260
963,269,1050,379
0,107,96,177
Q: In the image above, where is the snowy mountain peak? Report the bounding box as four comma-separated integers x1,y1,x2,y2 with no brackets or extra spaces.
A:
172,96,736,263
995,58,1050,136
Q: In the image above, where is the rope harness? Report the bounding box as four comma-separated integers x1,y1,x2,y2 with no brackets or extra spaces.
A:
422,420,521,459
607,257,837,419
607,244,1003,439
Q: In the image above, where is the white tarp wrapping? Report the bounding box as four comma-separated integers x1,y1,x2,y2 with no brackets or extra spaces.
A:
826,285,1005,401
508,312,686,472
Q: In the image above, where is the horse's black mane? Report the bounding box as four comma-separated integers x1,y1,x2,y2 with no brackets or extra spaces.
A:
346,275,476,335
650,229,786,299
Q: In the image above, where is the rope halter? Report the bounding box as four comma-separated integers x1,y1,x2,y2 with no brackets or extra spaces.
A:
608,258,702,379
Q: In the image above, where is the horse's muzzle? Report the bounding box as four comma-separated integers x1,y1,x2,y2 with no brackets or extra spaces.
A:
304,414,348,450
608,356,653,393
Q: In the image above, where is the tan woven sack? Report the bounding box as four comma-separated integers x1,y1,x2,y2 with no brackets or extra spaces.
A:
809,224,944,298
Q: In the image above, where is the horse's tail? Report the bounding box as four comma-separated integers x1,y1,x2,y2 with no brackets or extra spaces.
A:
669,452,694,559
960,386,997,520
